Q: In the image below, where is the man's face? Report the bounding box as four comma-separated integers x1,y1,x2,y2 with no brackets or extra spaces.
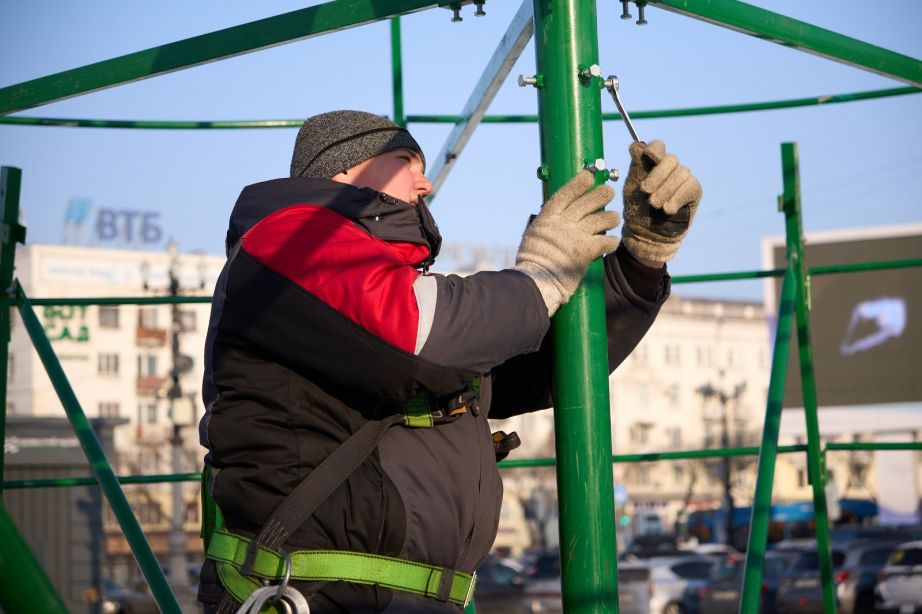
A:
331,148,431,205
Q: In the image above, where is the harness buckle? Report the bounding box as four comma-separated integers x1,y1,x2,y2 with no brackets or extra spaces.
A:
268,550,293,605
463,571,478,609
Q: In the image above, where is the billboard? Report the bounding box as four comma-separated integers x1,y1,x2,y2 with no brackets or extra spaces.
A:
764,225,922,408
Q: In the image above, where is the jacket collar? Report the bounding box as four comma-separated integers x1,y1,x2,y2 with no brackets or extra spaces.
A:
226,177,442,269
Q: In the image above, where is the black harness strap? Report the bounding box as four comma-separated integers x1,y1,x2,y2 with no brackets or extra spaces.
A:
240,413,404,576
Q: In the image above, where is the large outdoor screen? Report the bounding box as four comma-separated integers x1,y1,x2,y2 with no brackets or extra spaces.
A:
766,227,922,408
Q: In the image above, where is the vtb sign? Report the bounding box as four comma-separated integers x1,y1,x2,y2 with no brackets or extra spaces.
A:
64,198,163,246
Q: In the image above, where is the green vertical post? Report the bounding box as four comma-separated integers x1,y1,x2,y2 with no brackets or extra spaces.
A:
0,166,26,492
780,142,836,613
739,269,796,612
390,17,406,128
532,1,618,612
0,503,68,613
14,283,181,614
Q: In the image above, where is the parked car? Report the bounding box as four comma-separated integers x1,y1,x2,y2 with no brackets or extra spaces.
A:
642,554,715,614
471,555,527,614
102,577,158,614
698,549,800,613
622,533,688,560
875,540,922,614
776,545,847,613
519,558,654,613
835,539,905,614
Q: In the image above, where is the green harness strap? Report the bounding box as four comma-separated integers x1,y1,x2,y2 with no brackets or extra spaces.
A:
208,530,477,608
200,379,483,611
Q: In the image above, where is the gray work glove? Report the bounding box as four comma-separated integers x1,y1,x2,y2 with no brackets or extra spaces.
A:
514,170,620,316
622,140,702,263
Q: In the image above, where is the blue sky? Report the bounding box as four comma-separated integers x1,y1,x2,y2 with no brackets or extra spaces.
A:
1,1,920,301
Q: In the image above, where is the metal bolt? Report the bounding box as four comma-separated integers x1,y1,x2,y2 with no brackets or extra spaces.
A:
536,165,550,181
586,158,606,173
474,0,486,16
580,64,601,80
518,74,538,87
620,0,632,20
608,168,621,182
451,5,462,22
636,2,648,25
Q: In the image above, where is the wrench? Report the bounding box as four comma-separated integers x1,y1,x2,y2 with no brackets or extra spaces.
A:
604,75,642,144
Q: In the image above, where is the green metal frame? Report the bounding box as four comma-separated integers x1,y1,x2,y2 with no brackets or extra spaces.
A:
533,2,619,612
3,2,922,613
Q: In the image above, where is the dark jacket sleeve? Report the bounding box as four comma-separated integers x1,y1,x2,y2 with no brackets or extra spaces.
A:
489,243,670,419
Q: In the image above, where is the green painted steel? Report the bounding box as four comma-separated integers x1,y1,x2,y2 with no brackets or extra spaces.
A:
739,269,797,612
0,503,69,614
29,295,211,306
390,18,406,128
14,283,181,614
0,0,443,115
3,86,915,130
780,142,837,613
827,442,922,451
411,86,922,123
0,167,26,492
649,0,922,87
532,1,618,611
5,472,202,490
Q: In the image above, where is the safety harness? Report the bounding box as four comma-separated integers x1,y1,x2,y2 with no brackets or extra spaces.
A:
201,383,515,613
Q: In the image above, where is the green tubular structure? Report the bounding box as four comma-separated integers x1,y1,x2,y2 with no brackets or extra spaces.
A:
532,1,618,612
0,0,445,115
14,282,181,614
739,269,797,612
390,17,406,128
781,142,837,613
649,0,922,87
0,166,26,492
2,86,916,130
0,503,69,614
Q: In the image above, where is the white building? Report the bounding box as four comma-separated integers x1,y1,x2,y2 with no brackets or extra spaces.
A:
9,243,223,572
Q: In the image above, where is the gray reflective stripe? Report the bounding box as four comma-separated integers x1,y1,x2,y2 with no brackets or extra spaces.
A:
413,274,437,355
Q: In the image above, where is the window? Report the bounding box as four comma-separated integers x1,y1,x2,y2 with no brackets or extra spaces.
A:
99,402,120,418
631,345,649,366
666,428,682,447
141,402,158,424
138,307,159,329
99,306,120,329
665,344,681,365
672,464,685,485
179,310,197,332
6,353,12,381
98,353,120,375
137,354,159,377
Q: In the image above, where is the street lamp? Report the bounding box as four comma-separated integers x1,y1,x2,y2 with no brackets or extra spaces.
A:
140,241,205,594
696,376,746,547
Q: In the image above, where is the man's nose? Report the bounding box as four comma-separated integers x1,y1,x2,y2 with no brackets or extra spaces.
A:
416,174,433,196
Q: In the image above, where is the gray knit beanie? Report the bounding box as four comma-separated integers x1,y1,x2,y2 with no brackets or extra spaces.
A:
290,110,425,179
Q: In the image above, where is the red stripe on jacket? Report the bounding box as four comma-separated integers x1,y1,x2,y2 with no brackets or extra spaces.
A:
241,205,428,354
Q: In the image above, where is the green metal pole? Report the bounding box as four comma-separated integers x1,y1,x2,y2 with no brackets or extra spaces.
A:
390,17,406,128
14,282,181,614
0,167,26,493
739,269,797,613
532,1,618,612
0,503,68,614
780,142,836,614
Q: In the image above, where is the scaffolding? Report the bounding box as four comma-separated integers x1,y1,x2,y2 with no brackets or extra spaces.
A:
2,2,921,613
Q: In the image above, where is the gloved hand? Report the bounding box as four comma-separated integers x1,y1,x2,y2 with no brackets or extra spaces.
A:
622,140,702,263
514,170,620,316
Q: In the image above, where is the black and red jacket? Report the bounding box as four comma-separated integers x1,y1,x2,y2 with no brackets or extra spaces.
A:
200,177,669,612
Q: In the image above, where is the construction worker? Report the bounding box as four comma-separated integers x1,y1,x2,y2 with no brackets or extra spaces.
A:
197,110,701,612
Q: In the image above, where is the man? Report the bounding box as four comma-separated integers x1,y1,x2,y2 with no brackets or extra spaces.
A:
198,110,701,613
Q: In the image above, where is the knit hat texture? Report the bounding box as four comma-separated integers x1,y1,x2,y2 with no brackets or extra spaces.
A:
290,110,425,179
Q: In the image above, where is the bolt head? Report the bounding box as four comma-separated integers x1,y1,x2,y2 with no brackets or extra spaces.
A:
609,169,621,182
587,158,606,172
587,64,601,78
